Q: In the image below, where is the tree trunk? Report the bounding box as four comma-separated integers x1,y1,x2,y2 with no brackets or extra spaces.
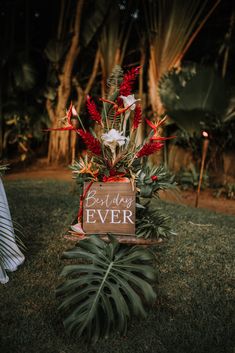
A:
71,49,101,162
46,0,84,165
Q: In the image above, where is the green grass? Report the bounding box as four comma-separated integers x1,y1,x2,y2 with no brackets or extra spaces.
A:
0,180,234,353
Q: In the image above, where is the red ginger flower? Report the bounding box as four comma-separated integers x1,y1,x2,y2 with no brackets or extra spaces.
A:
86,96,103,126
77,129,101,155
133,104,142,130
136,142,163,158
119,66,141,97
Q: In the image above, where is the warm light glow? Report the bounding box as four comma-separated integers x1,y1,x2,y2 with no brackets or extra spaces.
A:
202,131,209,138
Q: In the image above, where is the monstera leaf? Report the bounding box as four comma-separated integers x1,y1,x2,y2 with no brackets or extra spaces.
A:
159,65,229,134
56,235,157,343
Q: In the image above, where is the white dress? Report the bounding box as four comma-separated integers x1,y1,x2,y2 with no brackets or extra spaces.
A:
0,178,25,284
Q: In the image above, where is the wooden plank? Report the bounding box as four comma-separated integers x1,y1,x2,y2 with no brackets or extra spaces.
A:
65,231,163,245
83,182,136,235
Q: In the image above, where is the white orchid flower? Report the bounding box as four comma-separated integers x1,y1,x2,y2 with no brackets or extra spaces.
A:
120,94,140,111
101,129,128,159
120,95,141,135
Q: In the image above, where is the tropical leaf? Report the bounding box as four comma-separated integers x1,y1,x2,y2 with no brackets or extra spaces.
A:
81,0,112,48
136,204,175,240
136,164,177,198
159,65,229,134
56,234,157,343
44,39,70,64
144,0,221,113
9,52,37,92
0,199,25,284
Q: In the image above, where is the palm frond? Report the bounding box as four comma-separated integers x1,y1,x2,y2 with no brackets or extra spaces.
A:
144,0,221,112
56,235,156,343
0,181,25,284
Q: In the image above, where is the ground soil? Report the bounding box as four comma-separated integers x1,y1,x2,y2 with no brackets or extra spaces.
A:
4,163,235,217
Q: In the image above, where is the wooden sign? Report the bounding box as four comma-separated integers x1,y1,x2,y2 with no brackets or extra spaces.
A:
83,182,136,235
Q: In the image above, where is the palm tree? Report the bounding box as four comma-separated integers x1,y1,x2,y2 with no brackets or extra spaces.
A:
143,0,221,115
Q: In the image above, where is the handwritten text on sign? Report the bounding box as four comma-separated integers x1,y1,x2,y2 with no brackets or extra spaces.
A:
83,182,136,235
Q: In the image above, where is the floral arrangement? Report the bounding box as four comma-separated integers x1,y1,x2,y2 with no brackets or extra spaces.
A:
47,65,175,237
48,66,176,343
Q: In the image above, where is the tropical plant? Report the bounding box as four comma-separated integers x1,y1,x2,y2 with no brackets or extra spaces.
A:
0,163,8,176
56,234,156,343
215,183,235,199
0,201,25,284
143,0,221,114
158,64,229,134
0,167,25,283
136,203,174,240
176,163,209,190
136,164,176,198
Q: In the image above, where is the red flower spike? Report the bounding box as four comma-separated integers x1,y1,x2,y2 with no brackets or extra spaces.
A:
86,96,103,126
119,66,141,97
77,129,101,155
151,175,158,181
133,104,142,130
136,142,164,158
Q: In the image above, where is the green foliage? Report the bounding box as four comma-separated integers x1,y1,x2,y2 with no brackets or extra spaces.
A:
6,52,37,93
159,64,229,134
176,164,209,190
44,39,70,64
136,164,176,198
81,0,112,48
2,101,50,161
136,203,175,240
0,163,8,177
56,234,156,343
215,183,235,200
107,65,124,91
0,201,25,281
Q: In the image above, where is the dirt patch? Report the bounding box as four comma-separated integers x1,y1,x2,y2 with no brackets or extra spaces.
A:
5,168,71,181
160,189,235,216
4,166,235,217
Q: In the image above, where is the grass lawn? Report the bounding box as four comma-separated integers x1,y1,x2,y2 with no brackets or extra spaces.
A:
0,180,234,353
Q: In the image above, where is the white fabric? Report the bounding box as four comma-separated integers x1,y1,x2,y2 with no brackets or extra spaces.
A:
0,178,25,284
